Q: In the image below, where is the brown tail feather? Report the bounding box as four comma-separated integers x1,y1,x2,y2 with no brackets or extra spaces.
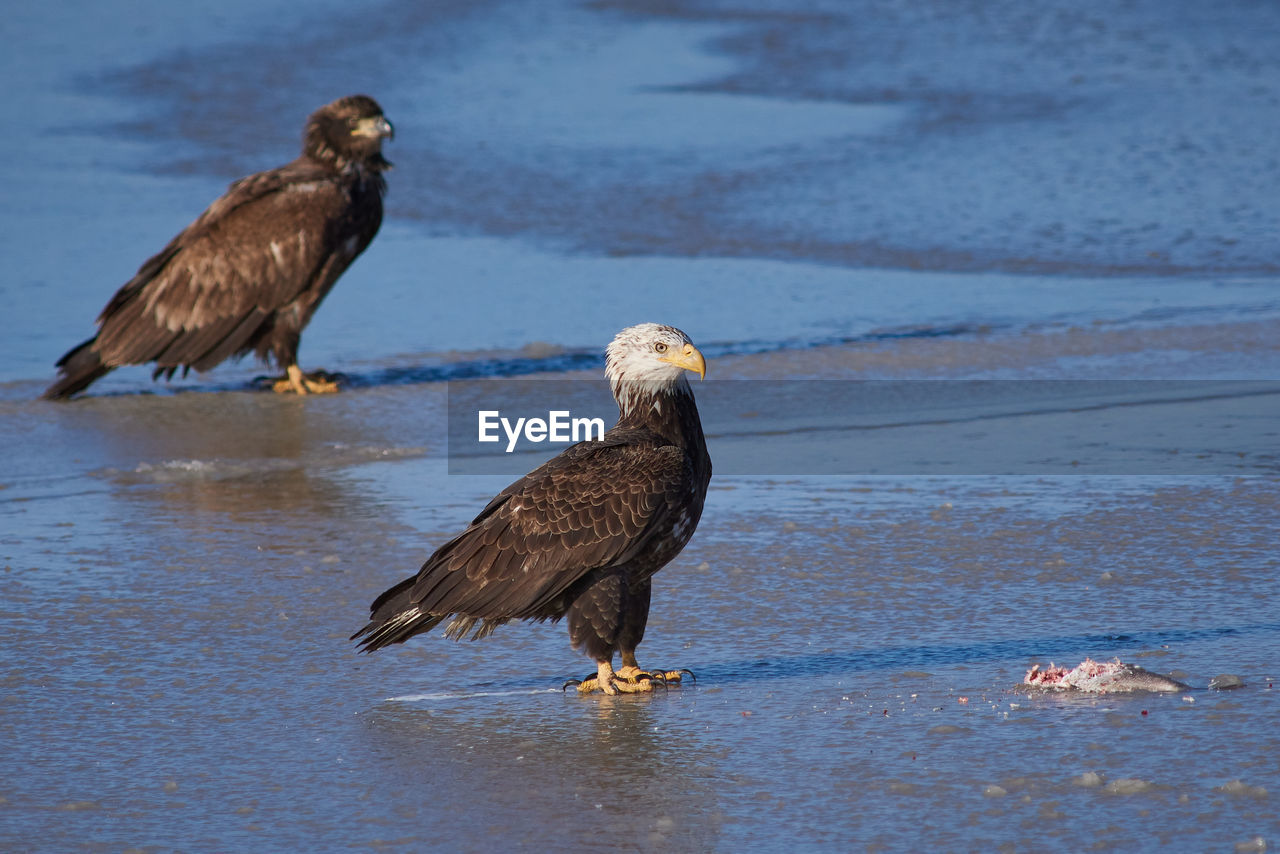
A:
43,340,113,400
352,574,444,652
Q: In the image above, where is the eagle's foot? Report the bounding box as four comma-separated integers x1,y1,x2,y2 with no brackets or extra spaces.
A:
565,674,656,695
617,665,695,685
564,661,693,695
271,365,341,395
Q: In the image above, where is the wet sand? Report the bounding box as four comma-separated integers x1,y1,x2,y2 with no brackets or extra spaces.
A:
4,327,1279,851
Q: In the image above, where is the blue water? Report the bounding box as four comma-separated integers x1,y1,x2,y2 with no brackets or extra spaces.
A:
4,0,1280,392
1,1,1278,851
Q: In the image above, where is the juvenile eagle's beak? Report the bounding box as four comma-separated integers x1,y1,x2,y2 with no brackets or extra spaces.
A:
662,342,707,381
354,116,395,140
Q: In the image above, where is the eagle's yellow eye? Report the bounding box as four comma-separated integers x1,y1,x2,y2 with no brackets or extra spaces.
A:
654,342,668,353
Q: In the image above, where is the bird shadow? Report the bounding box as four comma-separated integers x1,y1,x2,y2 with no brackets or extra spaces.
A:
381,623,1275,701
333,350,602,389
695,622,1279,687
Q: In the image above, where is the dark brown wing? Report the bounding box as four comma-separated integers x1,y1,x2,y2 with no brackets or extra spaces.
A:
91,160,379,372
354,433,693,648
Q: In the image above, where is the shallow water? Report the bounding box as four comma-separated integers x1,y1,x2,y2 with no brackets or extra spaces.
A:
2,1,1279,851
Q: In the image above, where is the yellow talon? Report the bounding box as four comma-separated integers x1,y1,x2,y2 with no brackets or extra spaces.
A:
271,364,340,395
570,660,692,694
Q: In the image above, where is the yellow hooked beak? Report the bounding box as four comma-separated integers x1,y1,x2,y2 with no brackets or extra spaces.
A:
660,342,707,380
353,115,395,140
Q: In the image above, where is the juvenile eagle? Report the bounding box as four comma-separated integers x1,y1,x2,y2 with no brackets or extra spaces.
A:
43,95,394,399
354,323,712,695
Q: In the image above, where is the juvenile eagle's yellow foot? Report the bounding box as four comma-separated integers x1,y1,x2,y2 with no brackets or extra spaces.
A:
270,364,341,395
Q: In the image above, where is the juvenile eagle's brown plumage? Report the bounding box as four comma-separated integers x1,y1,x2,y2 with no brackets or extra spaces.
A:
43,94,393,399
353,323,713,695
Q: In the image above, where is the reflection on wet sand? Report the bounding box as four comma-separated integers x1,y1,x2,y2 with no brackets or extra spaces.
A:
363,695,722,850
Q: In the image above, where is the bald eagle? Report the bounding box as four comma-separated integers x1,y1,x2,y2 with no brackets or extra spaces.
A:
354,323,712,695
42,95,394,400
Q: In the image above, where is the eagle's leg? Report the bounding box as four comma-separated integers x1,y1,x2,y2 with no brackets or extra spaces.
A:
272,363,340,395
566,573,688,694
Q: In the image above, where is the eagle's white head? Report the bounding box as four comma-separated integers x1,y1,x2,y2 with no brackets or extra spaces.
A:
605,323,706,416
